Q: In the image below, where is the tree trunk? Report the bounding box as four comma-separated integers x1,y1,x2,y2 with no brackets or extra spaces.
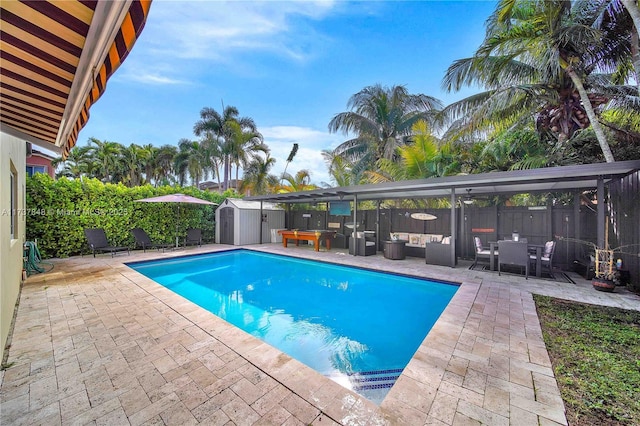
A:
223,156,230,191
215,166,221,193
566,67,616,163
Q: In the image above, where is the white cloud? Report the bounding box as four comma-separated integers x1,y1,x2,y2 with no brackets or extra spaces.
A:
126,72,190,85
261,125,344,186
143,1,337,62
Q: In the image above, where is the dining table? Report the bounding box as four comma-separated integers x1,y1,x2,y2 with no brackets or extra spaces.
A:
489,241,545,278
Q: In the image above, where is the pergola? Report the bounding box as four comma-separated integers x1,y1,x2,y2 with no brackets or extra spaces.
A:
247,160,640,263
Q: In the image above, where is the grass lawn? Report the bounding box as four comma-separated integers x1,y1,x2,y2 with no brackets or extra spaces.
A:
534,295,640,425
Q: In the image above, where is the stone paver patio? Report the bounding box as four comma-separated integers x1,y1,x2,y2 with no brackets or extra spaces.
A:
1,243,638,425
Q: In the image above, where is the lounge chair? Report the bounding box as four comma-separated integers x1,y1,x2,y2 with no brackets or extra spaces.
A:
84,228,130,257
184,228,202,247
131,228,170,252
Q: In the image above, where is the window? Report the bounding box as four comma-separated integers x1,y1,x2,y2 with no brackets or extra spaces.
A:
26,165,47,177
10,165,18,239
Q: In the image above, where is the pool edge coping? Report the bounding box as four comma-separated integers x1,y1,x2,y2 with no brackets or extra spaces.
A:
119,246,476,424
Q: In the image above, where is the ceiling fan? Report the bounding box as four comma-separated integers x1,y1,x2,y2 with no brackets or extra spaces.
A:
461,189,489,205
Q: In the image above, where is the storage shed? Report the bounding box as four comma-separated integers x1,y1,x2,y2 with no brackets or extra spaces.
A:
215,198,285,245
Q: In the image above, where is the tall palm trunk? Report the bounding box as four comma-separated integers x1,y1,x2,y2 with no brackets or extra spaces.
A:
622,0,640,93
223,156,230,191
566,67,615,163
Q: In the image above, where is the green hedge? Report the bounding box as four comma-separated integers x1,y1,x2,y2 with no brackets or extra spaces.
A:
26,174,230,258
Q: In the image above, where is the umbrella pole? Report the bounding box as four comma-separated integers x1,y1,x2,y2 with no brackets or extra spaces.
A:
176,205,180,248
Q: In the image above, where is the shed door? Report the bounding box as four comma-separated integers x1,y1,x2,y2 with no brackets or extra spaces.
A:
220,207,234,244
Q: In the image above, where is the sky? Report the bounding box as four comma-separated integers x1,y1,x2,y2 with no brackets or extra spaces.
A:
77,0,497,186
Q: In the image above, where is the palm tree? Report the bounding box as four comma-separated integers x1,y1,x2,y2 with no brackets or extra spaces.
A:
174,139,208,187
240,153,277,196
118,144,146,187
226,120,264,189
328,84,442,173
620,0,640,93
151,144,177,186
138,143,156,185
280,143,299,185
320,149,359,187
372,121,458,182
193,105,259,191
442,0,638,163
87,138,121,182
198,136,222,190
53,145,94,178
277,170,317,193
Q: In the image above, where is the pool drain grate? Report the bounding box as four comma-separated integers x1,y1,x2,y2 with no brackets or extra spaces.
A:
348,369,403,391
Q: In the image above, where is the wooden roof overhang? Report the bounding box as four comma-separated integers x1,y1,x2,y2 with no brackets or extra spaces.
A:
0,0,151,157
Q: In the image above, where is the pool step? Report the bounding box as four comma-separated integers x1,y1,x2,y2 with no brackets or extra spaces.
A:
348,369,403,391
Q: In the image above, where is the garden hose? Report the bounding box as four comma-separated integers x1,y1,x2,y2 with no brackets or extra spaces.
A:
24,241,54,277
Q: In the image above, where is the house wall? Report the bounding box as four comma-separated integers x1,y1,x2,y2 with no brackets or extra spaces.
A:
0,132,27,361
26,153,55,178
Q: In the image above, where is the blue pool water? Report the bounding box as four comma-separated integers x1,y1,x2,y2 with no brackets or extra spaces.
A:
128,250,458,403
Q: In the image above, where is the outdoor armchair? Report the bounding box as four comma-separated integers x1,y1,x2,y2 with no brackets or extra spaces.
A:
131,228,170,252
349,236,376,256
425,237,456,267
84,228,130,257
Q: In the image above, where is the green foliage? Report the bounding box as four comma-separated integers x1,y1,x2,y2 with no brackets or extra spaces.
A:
535,295,640,425
26,174,226,258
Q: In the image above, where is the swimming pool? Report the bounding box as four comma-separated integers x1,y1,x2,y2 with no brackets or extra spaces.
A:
128,249,458,403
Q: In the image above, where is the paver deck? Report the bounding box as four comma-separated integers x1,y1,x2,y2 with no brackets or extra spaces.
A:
1,243,638,425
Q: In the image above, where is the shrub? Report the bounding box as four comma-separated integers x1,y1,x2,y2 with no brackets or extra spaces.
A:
26,174,228,258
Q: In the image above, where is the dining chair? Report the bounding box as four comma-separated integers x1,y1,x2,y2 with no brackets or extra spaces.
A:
530,240,556,278
497,240,529,279
472,236,493,268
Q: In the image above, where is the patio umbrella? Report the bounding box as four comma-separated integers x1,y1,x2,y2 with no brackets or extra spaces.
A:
135,193,218,248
